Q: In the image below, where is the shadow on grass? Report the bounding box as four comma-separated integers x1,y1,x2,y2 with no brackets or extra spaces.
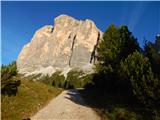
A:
65,88,137,109
64,88,156,120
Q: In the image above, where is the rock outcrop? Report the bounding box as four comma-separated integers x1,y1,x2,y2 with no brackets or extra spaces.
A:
17,14,103,75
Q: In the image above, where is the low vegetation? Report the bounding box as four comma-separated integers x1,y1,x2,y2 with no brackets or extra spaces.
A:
1,61,20,96
120,51,160,108
1,62,63,120
79,89,160,120
39,70,93,89
82,25,160,120
39,71,66,88
1,77,63,120
65,70,94,88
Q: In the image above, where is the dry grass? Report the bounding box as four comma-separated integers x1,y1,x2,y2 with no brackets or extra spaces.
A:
1,77,63,120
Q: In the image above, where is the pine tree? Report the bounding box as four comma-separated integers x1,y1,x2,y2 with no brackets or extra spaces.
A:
95,24,140,92
144,36,160,79
120,51,160,107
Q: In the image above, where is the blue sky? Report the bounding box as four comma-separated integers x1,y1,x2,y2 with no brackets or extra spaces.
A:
1,1,160,64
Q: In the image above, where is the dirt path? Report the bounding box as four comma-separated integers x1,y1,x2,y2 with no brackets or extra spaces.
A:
31,89,101,120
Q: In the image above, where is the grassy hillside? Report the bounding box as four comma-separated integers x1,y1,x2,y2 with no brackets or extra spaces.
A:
1,77,63,120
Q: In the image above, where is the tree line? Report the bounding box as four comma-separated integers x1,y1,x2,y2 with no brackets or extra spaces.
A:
87,24,160,118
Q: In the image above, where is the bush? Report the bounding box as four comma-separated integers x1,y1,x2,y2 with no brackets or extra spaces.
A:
39,70,94,89
1,61,20,96
39,74,53,85
66,70,94,89
120,51,160,108
51,71,65,88
80,73,94,88
39,70,106,90
66,70,84,88
39,71,65,88
110,108,138,120
1,61,18,81
1,79,21,96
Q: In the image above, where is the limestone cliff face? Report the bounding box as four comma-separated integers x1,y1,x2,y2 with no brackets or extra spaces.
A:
17,15,103,75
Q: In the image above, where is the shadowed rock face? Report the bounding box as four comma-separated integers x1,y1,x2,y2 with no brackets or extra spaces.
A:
17,14,103,75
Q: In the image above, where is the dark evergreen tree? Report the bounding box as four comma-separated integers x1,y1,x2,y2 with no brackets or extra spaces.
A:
1,61,20,96
144,36,160,79
120,51,160,108
1,61,18,81
155,34,160,52
95,25,140,93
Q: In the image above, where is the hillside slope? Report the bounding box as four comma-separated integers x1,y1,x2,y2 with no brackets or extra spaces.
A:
1,77,63,120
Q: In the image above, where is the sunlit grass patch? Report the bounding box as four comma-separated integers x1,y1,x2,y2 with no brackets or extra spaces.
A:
1,77,63,120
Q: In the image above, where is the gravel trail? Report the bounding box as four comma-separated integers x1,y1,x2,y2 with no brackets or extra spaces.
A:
31,89,101,120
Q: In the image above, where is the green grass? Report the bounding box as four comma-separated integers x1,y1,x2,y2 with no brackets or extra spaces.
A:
1,77,63,120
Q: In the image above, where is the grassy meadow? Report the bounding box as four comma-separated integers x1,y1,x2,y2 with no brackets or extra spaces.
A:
1,76,63,120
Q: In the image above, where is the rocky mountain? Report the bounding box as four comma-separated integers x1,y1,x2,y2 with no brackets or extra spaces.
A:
17,15,103,76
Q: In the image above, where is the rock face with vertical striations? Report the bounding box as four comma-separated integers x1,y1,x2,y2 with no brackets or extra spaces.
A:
17,15,103,75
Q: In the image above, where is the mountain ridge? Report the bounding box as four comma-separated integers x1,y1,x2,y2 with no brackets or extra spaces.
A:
17,14,103,76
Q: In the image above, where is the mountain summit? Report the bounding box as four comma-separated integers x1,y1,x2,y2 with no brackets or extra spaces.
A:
17,15,103,75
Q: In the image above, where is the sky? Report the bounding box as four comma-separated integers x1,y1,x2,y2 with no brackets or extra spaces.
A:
1,1,160,65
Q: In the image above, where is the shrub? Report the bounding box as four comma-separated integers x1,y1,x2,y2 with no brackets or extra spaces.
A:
80,73,94,88
39,71,65,88
1,61,20,96
111,108,137,120
39,70,100,89
39,74,53,85
66,70,84,88
51,71,65,88
1,79,21,96
120,51,160,108
66,70,94,89
1,61,18,81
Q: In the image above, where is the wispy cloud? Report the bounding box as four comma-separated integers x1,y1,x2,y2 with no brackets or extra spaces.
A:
129,2,149,31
